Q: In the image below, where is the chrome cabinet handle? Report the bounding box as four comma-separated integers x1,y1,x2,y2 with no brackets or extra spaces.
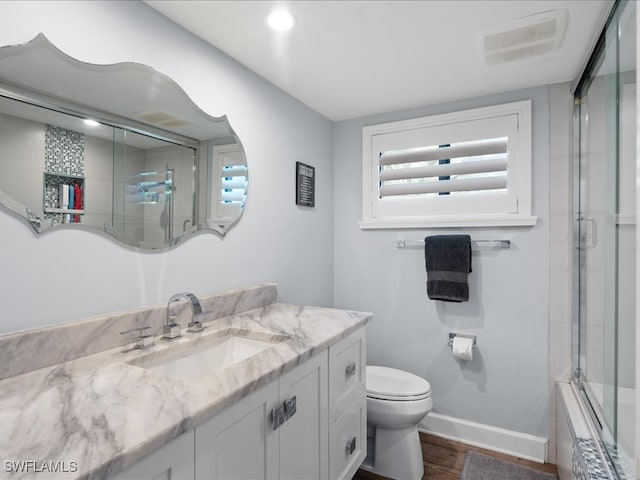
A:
284,396,297,421
272,396,297,430
271,404,286,430
345,361,357,379
346,437,357,456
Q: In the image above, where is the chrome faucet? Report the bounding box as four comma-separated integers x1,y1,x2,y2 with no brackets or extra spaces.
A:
164,292,204,340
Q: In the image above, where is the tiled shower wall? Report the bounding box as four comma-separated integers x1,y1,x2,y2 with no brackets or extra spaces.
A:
44,125,85,176
557,383,616,480
43,124,85,224
548,82,574,463
573,438,620,480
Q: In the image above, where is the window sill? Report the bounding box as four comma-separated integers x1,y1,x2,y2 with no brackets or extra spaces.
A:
359,214,538,229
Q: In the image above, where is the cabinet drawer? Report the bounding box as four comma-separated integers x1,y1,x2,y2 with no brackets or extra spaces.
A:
329,328,365,425
329,399,366,480
111,430,195,480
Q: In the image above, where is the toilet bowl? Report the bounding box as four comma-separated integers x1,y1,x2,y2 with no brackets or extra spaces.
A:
362,366,432,480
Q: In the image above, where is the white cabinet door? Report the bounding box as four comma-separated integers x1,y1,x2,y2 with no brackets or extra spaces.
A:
195,381,279,480
195,351,328,480
110,430,194,480
328,328,366,426
329,399,366,480
278,351,328,480
328,328,367,480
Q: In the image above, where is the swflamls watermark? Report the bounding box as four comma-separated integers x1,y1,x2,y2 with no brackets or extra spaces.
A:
4,460,78,473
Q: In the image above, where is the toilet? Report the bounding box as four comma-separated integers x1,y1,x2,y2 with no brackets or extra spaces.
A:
362,366,433,480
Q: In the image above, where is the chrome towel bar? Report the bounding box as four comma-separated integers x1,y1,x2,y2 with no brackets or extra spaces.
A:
396,239,510,249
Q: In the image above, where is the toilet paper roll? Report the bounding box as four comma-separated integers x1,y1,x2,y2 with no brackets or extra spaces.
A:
452,336,474,361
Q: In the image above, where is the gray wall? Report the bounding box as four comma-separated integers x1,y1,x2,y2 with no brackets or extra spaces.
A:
333,86,550,437
0,0,552,442
0,1,333,333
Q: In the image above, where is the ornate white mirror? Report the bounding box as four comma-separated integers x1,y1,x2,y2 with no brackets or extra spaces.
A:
0,34,247,249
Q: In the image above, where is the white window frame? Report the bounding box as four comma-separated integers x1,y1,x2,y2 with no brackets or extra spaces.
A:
207,143,247,234
360,100,537,228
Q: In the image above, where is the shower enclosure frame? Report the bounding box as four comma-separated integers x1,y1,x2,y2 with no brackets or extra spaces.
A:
570,0,636,478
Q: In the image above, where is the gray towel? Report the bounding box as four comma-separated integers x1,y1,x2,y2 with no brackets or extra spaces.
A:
424,235,472,302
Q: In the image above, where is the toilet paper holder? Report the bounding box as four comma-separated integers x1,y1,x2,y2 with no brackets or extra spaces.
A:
448,332,477,348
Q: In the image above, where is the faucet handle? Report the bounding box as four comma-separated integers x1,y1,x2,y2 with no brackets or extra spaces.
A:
163,322,182,341
187,314,204,333
120,326,155,349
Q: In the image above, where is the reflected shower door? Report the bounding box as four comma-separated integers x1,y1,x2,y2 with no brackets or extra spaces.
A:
111,128,197,247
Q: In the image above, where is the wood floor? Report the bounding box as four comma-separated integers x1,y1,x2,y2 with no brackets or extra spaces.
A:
352,432,559,480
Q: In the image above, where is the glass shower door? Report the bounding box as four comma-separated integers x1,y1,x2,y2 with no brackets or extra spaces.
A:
614,0,636,464
577,14,619,444
576,0,636,475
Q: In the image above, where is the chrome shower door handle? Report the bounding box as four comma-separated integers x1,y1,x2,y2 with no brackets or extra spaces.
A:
587,216,597,248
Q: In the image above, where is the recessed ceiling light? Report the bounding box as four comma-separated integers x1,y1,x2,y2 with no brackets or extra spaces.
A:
84,119,100,127
267,10,296,31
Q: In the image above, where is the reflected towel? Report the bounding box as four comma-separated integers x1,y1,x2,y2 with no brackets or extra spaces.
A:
424,235,472,302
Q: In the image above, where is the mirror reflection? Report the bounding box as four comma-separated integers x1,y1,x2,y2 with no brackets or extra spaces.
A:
0,34,248,248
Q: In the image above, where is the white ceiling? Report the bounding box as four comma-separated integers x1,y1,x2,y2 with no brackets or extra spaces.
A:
145,0,610,121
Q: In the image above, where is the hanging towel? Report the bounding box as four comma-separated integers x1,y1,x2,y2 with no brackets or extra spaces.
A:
424,235,472,302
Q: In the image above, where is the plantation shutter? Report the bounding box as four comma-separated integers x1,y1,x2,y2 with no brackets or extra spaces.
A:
369,111,520,219
378,138,508,197
210,145,247,228
220,164,248,203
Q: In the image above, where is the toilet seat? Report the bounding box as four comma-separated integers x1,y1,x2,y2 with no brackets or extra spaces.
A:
366,366,431,401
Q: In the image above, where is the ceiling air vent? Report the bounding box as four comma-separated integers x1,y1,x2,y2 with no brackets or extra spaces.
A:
479,9,568,65
135,110,190,128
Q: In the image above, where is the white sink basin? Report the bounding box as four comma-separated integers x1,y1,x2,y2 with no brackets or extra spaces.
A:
130,333,284,380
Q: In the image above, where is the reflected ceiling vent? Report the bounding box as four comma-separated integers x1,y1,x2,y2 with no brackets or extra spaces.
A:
135,110,190,128
479,9,568,65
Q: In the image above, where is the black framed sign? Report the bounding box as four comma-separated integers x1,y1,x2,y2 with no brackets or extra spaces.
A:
295,161,315,207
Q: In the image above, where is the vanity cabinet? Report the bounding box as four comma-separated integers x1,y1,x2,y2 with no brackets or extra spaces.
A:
110,430,195,480
278,351,329,479
195,350,328,480
108,326,366,480
328,328,367,480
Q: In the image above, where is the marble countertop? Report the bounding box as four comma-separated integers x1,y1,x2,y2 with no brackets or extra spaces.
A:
0,303,370,480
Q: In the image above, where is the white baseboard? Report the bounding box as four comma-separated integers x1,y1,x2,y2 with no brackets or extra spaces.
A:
419,412,548,463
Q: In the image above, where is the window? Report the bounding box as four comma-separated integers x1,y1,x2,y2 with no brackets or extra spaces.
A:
360,101,536,228
208,144,247,232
